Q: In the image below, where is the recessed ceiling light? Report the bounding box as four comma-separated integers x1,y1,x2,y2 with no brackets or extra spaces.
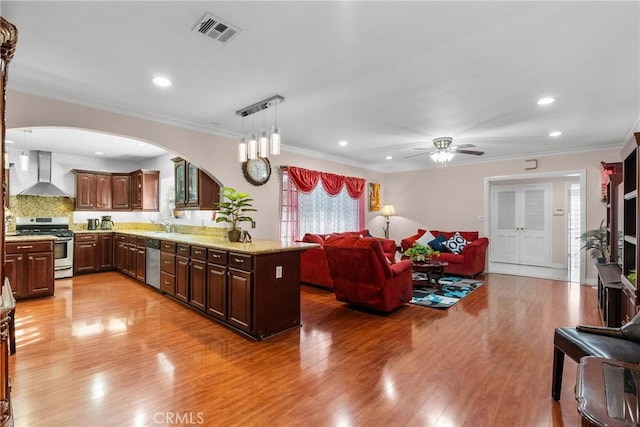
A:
5,140,14,144
537,97,556,105
338,140,348,146
549,131,563,137
94,151,104,155
385,156,392,160
152,76,172,88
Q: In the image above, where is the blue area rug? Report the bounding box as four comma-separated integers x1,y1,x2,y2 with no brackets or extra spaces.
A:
410,276,484,309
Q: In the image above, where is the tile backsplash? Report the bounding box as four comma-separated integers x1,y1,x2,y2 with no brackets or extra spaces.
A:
6,195,226,238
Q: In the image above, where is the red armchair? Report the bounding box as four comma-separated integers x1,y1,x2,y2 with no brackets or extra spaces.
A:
323,235,413,312
401,230,489,278
299,230,396,290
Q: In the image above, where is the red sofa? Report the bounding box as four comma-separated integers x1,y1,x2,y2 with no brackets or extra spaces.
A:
401,230,489,278
299,230,397,290
323,235,413,312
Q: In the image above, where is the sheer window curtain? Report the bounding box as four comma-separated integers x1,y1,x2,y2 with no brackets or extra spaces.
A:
280,167,365,242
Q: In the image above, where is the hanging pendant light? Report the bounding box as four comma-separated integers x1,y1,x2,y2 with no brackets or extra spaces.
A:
258,110,269,158
238,136,248,162
19,130,29,171
270,99,281,155
235,95,284,162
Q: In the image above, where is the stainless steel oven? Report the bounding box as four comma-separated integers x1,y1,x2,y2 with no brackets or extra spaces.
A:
16,217,74,279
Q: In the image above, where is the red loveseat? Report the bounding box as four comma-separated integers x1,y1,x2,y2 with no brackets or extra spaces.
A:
298,230,397,290
401,230,489,278
323,235,413,312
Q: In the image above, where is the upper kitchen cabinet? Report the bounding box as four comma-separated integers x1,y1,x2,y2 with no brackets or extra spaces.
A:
73,170,112,210
73,169,159,211
130,170,159,211
172,157,220,210
111,174,131,210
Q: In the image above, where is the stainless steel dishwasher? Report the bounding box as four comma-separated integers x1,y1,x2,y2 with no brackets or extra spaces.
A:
145,238,161,289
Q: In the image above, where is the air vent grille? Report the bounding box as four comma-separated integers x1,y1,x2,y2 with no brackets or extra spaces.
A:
193,13,242,45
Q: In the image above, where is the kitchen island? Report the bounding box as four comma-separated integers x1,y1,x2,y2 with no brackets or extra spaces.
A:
75,229,317,340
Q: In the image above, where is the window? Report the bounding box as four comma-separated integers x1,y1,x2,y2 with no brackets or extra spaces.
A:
280,167,365,242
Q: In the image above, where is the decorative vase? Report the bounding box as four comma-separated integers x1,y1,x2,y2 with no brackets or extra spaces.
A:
228,229,242,242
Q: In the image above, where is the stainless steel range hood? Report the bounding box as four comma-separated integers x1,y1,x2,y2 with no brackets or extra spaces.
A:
18,151,69,197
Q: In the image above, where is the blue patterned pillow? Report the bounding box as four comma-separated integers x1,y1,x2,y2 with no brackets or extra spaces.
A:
428,233,449,252
443,232,468,254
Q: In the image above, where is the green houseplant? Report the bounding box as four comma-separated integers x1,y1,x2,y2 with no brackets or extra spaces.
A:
579,219,610,264
404,242,439,262
215,187,256,242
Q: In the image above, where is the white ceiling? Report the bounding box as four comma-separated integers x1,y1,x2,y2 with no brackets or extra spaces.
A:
2,1,639,172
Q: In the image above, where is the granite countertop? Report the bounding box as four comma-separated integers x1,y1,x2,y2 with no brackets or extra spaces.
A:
5,234,58,242
78,229,319,255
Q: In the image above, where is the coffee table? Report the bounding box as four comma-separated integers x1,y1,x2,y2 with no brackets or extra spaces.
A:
412,260,448,288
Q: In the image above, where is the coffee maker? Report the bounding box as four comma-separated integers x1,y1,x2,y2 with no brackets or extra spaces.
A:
100,215,114,230
87,218,100,230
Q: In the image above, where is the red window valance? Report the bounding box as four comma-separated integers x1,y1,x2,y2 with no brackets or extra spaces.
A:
287,166,365,198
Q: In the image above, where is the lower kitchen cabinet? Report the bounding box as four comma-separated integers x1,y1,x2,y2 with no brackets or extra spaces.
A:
75,233,114,275
5,240,55,299
175,244,190,303
206,263,227,319
189,246,207,311
135,237,145,282
160,241,176,296
228,268,252,333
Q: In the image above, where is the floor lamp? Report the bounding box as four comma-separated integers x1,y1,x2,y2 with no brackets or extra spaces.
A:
381,203,396,240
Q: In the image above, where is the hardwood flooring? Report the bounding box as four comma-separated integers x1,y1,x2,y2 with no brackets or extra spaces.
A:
9,271,599,426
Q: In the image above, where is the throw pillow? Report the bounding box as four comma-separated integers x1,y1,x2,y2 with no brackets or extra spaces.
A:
428,233,449,252
443,232,468,254
415,230,436,247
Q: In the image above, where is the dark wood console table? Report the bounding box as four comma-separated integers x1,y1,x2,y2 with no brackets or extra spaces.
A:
596,263,623,327
577,356,640,427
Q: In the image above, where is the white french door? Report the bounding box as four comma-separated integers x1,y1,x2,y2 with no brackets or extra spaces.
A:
490,184,552,267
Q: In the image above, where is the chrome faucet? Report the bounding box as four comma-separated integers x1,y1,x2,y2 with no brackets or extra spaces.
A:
160,220,172,233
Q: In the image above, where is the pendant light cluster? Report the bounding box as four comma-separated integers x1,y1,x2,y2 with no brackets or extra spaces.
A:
235,95,284,162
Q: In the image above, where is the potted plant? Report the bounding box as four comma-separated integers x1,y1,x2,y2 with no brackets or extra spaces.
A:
403,242,439,262
215,187,256,242
579,219,610,264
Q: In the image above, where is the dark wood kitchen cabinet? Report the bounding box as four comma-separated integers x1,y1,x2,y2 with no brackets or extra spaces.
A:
73,171,112,210
115,234,128,272
74,233,114,274
73,169,159,212
74,233,98,274
172,157,220,210
130,169,159,211
135,237,145,282
5,240,54,299
206,249,228,320
160,241,176,296
111,174,131,210
189,246,207,312
175,244,190,303
98,234,114,271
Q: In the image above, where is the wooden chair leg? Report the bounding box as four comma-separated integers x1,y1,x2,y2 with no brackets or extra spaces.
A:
552,346,565,400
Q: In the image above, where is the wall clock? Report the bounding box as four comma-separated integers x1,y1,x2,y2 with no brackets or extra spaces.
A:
242,158,271,186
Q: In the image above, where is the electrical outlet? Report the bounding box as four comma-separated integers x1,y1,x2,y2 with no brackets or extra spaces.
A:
251,221,256,229
275,266,282,279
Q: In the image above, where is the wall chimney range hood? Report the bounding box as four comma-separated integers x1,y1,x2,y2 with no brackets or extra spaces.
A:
18,151,69,197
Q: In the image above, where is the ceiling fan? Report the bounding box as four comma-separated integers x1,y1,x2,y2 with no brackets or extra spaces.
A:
406,137,485,164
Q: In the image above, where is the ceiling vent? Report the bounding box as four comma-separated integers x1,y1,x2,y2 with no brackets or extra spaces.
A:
193,13,242,44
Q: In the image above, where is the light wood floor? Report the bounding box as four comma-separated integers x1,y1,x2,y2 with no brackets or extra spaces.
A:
9,271,599,426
